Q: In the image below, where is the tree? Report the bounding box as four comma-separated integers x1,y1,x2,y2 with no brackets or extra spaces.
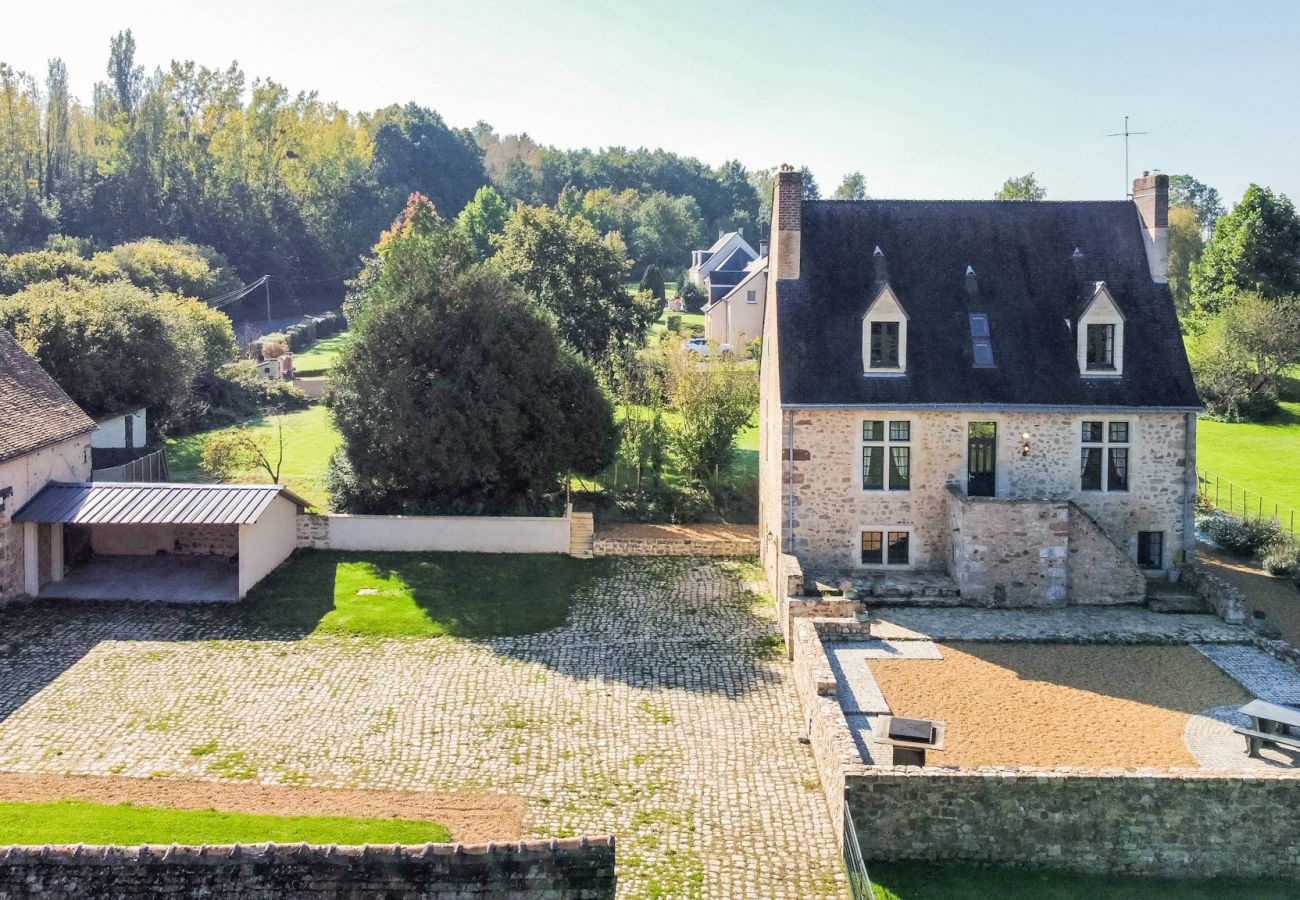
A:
454,184,509,261
494,204,658,363
995,173,1046,201
1188,293,1300,420
833,171,868,201
201,421,285,483
799,166,821,201
105,30,144,118
664,346,760,487
327,215,618,514
630,192,703,271
1167,205,1203,317
1190,185,1300,318
1169,174,1224,230
639,264,666,301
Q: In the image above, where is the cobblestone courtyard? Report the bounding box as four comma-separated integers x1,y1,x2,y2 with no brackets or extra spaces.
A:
0,557,844,899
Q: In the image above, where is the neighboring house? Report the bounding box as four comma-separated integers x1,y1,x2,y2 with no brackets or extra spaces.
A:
687,231,758,290
759,167,1198,607
91,407,148,469
0,328,95,602
703,255,767,347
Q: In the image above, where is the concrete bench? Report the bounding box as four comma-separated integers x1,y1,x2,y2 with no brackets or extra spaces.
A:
1233,726,1300,759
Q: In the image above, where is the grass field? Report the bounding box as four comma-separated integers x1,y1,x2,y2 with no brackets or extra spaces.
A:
166,404,340,510
239,550,607,639
1196,400,1300,517
0,799,448,845
869,861,1297,899
291,329,351,374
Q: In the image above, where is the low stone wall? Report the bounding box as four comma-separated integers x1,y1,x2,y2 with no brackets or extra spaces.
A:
1182,563,1247,624
1066,503,1147,604
0,838,615,899
846,768,1300,878
296,511,572,555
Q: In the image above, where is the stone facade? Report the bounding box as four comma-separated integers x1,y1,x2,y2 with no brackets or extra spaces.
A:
763,407,1194,604
0,435,92,601
83,523,239,557
0,839,616,899
845,768,1300,878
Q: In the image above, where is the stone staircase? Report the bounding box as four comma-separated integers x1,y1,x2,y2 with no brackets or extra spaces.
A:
1145,578,1211,614
808,571,963,607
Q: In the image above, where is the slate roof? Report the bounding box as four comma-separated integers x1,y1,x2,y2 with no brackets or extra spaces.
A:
0,327,95,464
776,200,1200,409
14,482,310,525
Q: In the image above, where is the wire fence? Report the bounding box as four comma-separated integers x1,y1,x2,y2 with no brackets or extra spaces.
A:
843,802,876,900
1197,470,1297,545
90,448,170,483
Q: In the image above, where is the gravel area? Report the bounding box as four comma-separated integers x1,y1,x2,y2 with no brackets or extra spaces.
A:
868,643,1251,768
1198,544,1300,648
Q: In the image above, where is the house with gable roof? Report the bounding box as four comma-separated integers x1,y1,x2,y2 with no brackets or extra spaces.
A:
702,253,767,348
758,167,1200,607
687,230,758,297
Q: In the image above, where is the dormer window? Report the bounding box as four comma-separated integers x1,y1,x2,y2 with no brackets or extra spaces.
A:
1077,282,1124,377
862,284,908,375
870,322,899,367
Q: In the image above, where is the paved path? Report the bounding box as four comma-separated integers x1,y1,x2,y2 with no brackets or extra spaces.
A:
0,558,844,900
1193,644,1300,705
871,605,1250,644
1184,705,1300,770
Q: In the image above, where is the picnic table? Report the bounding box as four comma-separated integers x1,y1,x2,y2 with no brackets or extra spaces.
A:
1234,699,1300,760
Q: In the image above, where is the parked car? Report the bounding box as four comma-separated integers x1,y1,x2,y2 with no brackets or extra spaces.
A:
682,337,733,356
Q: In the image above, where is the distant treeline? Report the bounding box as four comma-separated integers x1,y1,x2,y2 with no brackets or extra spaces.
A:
0,31,765,311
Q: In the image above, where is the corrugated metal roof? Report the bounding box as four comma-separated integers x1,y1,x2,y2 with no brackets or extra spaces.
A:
13,482,309,525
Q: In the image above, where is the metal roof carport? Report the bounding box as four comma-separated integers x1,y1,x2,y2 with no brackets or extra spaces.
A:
13,482,308,602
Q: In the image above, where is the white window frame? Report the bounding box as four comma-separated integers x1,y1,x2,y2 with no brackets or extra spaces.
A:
745,289,758,304
859,419,912,493
862,285,908,375
1079,418,1133,493
856,526,914,570
1078,282,1125,377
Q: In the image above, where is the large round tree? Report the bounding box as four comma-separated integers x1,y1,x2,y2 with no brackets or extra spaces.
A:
327,197,617,514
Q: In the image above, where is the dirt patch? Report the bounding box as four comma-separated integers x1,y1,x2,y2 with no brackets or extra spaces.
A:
0,773,523,843
594,523,757,541
1198,543,1300,648
869,643,1251,769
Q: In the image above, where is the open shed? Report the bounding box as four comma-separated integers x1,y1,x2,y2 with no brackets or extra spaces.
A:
13,482,308,602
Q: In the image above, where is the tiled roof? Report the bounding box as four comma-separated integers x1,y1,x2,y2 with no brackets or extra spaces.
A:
0,328,95,464
14,482,309,525
776,200,1200,409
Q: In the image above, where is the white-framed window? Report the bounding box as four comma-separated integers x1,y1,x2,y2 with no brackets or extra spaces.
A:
1078,282,1124,376
745,289,758,304
861,285,908,375
858,527,912,568
861,420,911,491
1080,419,1131,492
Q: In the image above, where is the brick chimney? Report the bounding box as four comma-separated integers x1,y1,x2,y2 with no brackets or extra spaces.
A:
771,164,803,281
1133,171,1169,284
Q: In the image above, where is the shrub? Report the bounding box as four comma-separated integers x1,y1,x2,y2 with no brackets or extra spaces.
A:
1199,512,1282,557
1262,545,1300,578
746,337,762,361
666,314,682,334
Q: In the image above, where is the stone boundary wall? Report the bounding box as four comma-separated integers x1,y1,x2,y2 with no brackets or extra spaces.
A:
592,538,758,558
296,510,573,556
845,768,1300,878
790,614,1300,878
1182,563,1247,624
0,838,615,899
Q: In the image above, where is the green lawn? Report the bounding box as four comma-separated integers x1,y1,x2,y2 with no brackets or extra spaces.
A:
239,550,608,639
1196,400,1300,517
292,329,351,375
869,861,1297,900
166,405,341,510
0,799,448,845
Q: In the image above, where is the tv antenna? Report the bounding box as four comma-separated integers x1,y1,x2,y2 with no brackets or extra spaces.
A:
1106,116,1148,197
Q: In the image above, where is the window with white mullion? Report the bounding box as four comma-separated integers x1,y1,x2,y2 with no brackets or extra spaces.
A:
862,420,911,491
1080,419,1131,492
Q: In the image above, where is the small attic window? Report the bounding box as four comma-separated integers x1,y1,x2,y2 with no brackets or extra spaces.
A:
861,284,908,375
969,314,995,368
1077,282,1124,377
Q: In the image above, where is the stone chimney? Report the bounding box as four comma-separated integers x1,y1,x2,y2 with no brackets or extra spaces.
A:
772,165,803,281
1133,171,1169,284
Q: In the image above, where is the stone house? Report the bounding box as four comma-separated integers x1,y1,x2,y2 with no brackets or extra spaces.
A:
703,254,767,348
0,327,96,602
758,167,1201,606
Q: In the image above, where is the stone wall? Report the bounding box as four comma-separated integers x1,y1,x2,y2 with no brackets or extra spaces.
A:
946,491,1069,606
0,838,615,899
845,768,1300,878
1181,563,1247,624
1066,503,1148,604
592,537,757,558
776,408,1192,587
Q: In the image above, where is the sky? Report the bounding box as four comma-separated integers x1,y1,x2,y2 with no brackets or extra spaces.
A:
3,0,1297,203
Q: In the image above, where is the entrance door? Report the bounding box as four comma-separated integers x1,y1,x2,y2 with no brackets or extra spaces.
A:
967,422,996,497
